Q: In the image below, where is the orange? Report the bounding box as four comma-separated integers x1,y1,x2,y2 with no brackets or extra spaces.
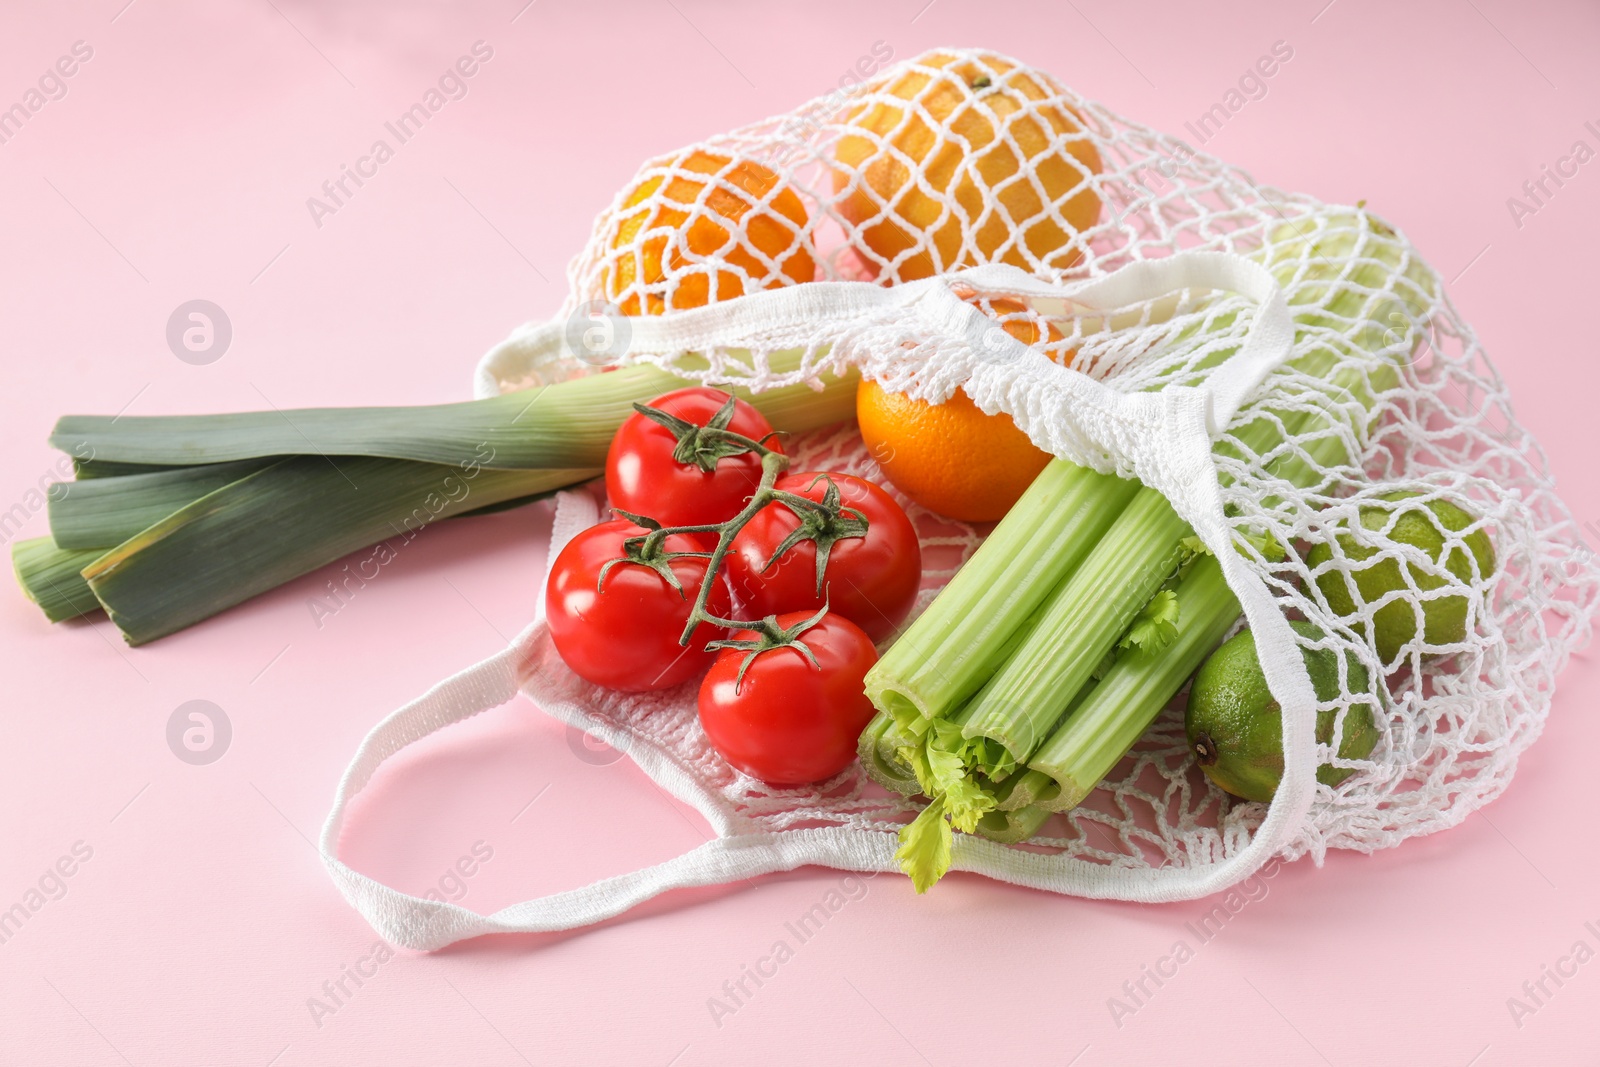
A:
832,49,1103,281
857,380,1051,522
857,300,1060,521
604,150,815,315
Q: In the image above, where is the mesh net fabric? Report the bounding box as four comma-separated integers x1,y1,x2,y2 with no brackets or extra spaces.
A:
485,48,1600,883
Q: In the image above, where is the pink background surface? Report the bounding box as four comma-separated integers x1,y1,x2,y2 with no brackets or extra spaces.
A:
3,0,1597,1063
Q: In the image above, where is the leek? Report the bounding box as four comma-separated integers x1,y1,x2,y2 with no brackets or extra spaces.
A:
13,538,104,622
17,458,578,625
48,459,273,550
73,459,179,479
50,354,856,471
84,457,590,644
20,352,858,642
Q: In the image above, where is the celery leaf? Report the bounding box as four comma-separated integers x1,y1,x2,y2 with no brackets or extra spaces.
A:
924,720,969,795
896,741,937,799
1120,589,1180,653
1238,529,1287,562
896,796,952,894
943,776,997,833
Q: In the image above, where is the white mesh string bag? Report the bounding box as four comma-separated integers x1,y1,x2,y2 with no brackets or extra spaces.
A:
321,48,1600,950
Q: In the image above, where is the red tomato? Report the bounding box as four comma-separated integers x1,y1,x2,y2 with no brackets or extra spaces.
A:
546,519,730,692
697,611,880,785
725,472,920,643
605,387,782,528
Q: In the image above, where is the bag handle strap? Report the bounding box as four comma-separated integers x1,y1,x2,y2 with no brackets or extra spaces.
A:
316,606,1308,951
316,490,891,950
317,600,1307,950
316,647,890,950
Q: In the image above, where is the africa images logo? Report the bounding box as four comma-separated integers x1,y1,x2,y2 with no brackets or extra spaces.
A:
0,40,94,148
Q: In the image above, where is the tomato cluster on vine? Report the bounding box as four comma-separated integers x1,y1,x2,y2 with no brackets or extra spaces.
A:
545,387,922,785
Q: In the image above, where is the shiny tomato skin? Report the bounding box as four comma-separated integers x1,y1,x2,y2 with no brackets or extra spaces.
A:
697,611,880,785
546,519,730,692
726,472,920,643
605,387,782,527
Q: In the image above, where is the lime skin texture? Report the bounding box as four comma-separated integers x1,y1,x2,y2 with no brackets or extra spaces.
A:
1306,491,1495,665
1186,620,1381,803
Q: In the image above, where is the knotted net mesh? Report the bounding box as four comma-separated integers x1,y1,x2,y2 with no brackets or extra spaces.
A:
487,47,1599,883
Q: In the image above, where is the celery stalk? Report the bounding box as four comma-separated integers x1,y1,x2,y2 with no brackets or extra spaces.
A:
864,462,1139,729
858,713,922,796
1028,555,1240,808
1027,420,1369,812
972,214,1436,762
956,398,1338,756
975,802,1052,844
952,362,1399,795
992,767,1061,812
960,486,1191,754
884,209,1444,887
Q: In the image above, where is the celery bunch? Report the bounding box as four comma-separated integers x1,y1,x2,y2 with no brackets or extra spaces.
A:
863,209,1440,890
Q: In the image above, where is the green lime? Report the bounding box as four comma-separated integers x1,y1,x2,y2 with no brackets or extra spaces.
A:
1305,491,1495,664
1186,621,1381,803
